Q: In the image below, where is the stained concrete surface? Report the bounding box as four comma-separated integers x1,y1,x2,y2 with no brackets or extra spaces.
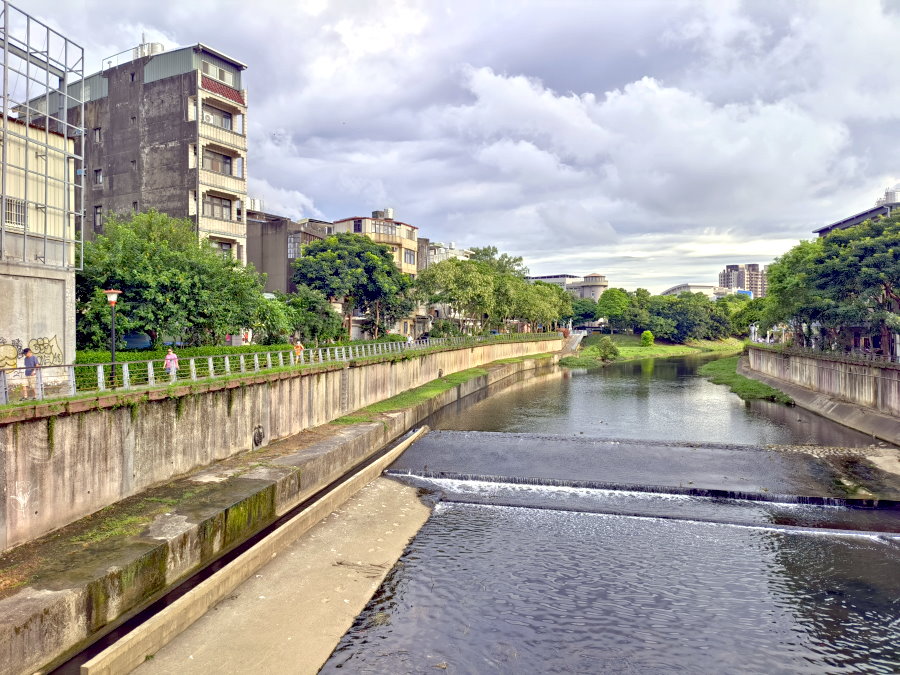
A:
134,478,430,675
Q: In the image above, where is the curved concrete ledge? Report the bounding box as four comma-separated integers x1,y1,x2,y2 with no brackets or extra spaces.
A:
739,356,900,447
0,355,558,675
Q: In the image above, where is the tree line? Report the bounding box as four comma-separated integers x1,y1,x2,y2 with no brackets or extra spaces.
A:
75,212,572,350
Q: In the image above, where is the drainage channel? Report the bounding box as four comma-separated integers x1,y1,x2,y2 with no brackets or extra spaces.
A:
47,427,428,675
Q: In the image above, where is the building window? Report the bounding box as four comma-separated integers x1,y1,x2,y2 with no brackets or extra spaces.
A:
93,169,103,185
130,116,136,125
404,249,416,265
353,219,362,233
93,127,101,142
212,240,233,257
373,220,398,236
201,60,234,87
203,195,232,220
132,201,138,212
202,105,232,130
130,72,135,82
131,159,136,170
93,205,103,232
202,149,232,175
3,197,26,228
287,232,303,259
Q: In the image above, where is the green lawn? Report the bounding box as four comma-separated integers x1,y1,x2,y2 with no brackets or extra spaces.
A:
698,356,794,404
561,334,743,368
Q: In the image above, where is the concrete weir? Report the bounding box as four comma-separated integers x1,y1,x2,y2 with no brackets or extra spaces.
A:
0,350,558,675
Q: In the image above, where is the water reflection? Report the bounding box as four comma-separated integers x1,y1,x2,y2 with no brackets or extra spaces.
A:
432,354,882,448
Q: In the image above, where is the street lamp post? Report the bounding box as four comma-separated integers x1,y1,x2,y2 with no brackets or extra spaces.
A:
103,289,122,387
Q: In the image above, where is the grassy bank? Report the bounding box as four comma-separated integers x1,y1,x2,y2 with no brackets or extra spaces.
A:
698,356,794,404
560,334,743,368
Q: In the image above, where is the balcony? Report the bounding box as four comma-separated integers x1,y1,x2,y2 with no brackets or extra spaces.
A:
199,214,247,238
200,121,247,152
200,168,246,196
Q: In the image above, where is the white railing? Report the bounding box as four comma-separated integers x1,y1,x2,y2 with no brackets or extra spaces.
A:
0,333,562,405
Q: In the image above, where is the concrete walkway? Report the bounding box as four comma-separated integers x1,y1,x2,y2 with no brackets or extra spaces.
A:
134,478,430,675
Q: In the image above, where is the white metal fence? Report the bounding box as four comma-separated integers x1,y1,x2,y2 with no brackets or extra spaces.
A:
0,333,561,405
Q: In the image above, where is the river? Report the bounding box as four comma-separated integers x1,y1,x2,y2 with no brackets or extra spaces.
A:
322,355,900,673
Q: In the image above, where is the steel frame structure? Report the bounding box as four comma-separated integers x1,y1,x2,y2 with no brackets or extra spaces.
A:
0,0,84,270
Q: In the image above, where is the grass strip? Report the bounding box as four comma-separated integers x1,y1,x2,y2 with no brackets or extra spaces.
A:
562,335,743,368
332,367,489,424
698,356,794,405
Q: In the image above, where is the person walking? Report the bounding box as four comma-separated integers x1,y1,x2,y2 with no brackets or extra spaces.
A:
163,347,179,380
22,347,39,400
293,339,305,364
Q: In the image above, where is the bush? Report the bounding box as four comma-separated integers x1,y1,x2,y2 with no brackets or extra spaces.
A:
429,319,463,338
641,330,654,347
595,336,620,361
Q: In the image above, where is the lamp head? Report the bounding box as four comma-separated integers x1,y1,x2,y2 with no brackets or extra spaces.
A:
103,289,122,305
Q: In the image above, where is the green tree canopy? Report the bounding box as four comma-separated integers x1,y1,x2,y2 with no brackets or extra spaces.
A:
76,210,265,348
572,297,599,325
468,245,530,277
280,286,344,344
596,288,631,332
292,233,414,337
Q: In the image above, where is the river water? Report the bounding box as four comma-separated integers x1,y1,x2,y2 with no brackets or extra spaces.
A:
323,356,900,673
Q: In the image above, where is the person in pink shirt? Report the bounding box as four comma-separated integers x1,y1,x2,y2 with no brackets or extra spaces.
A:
163,347,179,379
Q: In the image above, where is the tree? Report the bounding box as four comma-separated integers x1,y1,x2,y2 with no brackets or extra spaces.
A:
764,238,827,346
292,233,413,338
596,288,631,333
641,330,654,346
280,286,344,344
572,298,599,326
76,210,265,348
468,245,530,277
417,258,496,331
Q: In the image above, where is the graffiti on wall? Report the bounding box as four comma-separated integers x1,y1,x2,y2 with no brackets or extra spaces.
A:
0,334,63,369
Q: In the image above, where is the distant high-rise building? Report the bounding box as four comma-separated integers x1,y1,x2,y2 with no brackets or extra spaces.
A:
718,263,767,298
38,40,250,260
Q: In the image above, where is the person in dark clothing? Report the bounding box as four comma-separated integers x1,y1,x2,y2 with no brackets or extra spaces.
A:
22,347,39,400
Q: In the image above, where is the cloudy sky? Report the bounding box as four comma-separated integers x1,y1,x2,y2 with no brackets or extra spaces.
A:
25,0,900,292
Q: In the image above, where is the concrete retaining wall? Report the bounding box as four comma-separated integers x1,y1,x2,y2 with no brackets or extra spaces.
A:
0,339,560,552
747,347,900,417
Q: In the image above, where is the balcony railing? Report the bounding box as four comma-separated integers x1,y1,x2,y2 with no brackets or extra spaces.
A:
200,168,246,195
199,215,246,238
200,122,247,151
0,333,562,405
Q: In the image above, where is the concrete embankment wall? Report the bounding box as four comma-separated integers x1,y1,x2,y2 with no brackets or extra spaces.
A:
0,339,560,552
747,347,900,416
0,355,560,675
744,347,900,444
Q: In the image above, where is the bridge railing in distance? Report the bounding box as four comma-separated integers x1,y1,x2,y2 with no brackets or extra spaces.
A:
0,332,562,405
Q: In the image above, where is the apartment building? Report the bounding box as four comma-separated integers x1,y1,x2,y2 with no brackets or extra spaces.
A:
245,205,329,293
718,264,767,298
38,40,249,260
332,208,419,275
1,1,84,370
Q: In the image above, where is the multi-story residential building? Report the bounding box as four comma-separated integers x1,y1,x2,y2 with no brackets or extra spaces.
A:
718,264,767,298
38,40,249,260
1,1,84,374
815,183,900,237
425,241,473,267
332,208,419,276
245,205,328,293
528,273,609,300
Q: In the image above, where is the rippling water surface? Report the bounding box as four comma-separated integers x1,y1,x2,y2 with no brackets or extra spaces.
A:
324,499,900,674
323,355,900,673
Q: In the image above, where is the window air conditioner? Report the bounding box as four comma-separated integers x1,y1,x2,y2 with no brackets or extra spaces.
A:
202,112,214,124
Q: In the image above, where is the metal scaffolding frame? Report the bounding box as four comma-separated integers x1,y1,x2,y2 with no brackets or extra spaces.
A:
0,0,84,270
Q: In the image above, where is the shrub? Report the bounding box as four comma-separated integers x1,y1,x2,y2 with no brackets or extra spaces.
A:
595,336,620,361
641,330,654,347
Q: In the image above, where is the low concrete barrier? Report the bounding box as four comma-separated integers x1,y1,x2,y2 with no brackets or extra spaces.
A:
0,338,561,552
